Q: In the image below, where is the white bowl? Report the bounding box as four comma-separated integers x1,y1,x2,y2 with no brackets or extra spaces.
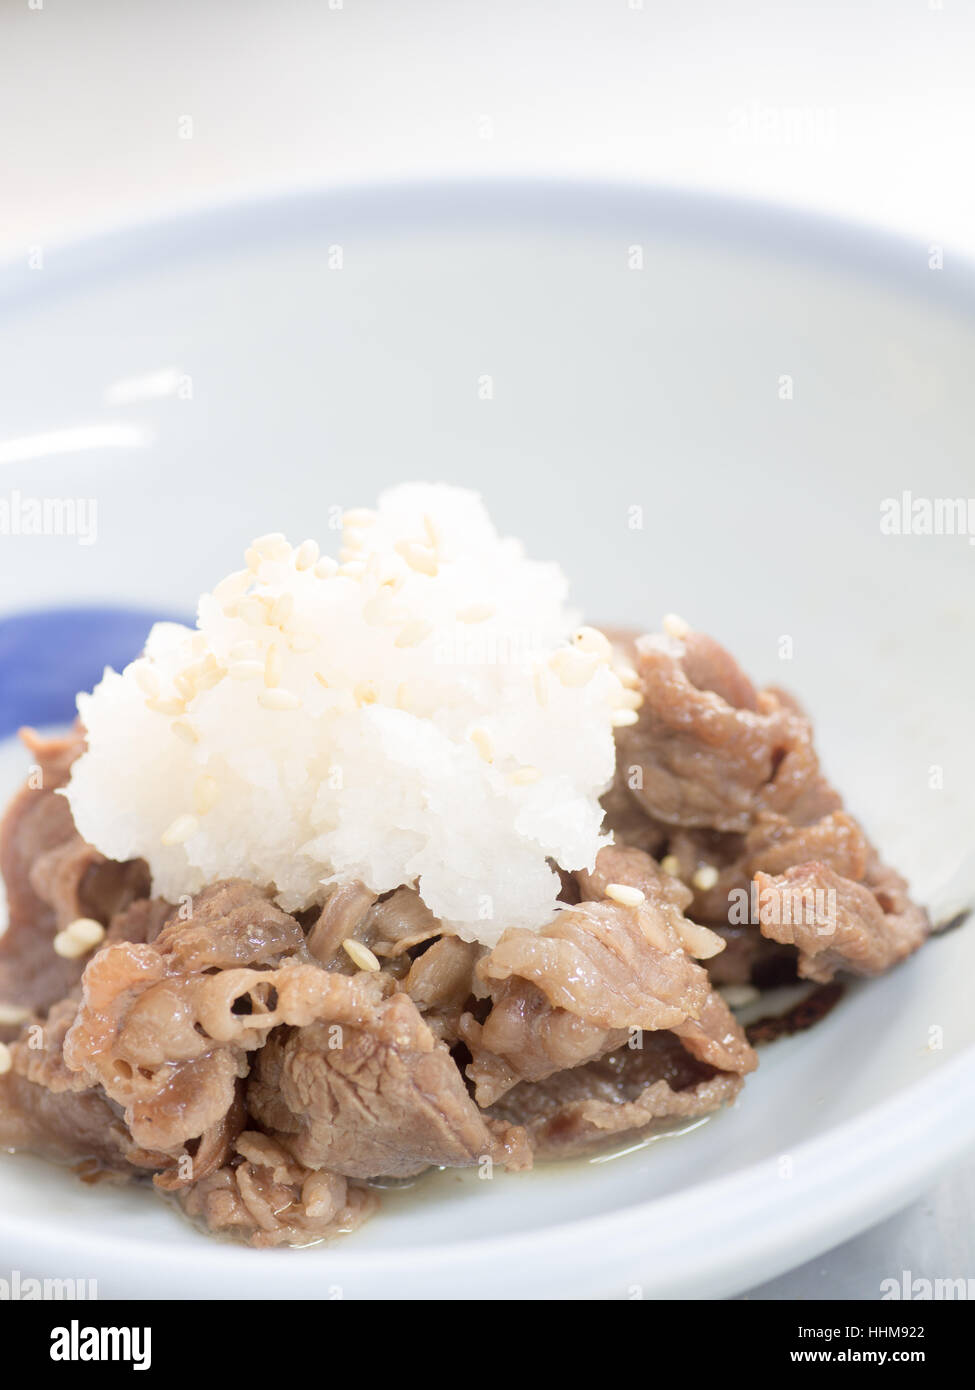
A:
0,181,972,1299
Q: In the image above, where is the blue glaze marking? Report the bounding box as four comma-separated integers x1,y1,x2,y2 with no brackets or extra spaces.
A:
0,607,190,740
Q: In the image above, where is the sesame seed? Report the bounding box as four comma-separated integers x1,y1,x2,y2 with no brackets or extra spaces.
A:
457,603,495,623
314,671,330,688
551,648,599,688
660,854,682,878
258,688,302,711
395,682,412,710
244,546,261,573
0,1043,11,1075
0,1003,30,1026
173,673,196,701
342,938,381,972
508,765,541,786
470,727,493,763
610,708,640,728
252,532,291,560
212,569,251,607
294,539,320,571
171,719,198,746
161,813,200,846
314,557,339,580
692,864,719,891
678,920,725,959
146,697,186,717
605,882,646,908
133,663,160,699
354,680,379,707
394,619,433,648
663,612,691,639
193,775,220,816
264,644,282,688
397,540,438,576
615,663,640,689
53,917,106,958
269,593,294,627
342,508,377,528
238,596,269,626
572,626,612,659
719,983,760,1009
228,660,265,681
618,688,644,710
192,666,225,693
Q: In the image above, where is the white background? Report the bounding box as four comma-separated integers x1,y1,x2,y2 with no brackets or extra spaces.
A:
1,0,972,1300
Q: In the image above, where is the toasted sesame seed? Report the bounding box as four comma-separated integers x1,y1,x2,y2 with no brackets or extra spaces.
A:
692,864,719,891
551,648,599,688
618,687,644,710
457,602,495,623
133,663,160,699
572,626,612,659
0,1043,11,1075
314,671,330,688
470,727,493,763
342,508,377,528
174,672,196,701
678,920,725,959
342,938,381,972
0,1003,30,1026
269,593,294,627
508,765,541,786
610,708,640,728
193,775,220,816
212,569,251,607
161,813,199,846
228,660,265,681
394,619,433,648
54,917,106,958
229,640,259,662
663,612,691,639
146,697,187,717
605,882,646,907
354,680,379,707
244,546,261,573
615,663,641,689
192,666,225,693
660,854,682,878
252,532,291,560
294,539,320,571
395,681,412,711
264,643,282,688
238,596,269,626
397,540,438,576
171,719,198,746
719,983,761,1009
314,556,339,579
258,688,302,711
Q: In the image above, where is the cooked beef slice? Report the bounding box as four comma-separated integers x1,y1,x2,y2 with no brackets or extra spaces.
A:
0,728,148,1022
753,859,929,983
248,989,529,1179
462,877,755,1107
61,880,389,1155
607,627,929,981
176,1130,379,1248
613,631,819,833
489,1030,744,1160
403,934,480,1042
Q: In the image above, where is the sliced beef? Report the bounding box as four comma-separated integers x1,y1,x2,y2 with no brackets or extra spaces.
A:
248,989,530,1180
176,1131,379,1248
61,880,387,1156
403,934,480,1042
490,1030,744,1160
614,631,819,833
0,728,148,1022
753,859,929,983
